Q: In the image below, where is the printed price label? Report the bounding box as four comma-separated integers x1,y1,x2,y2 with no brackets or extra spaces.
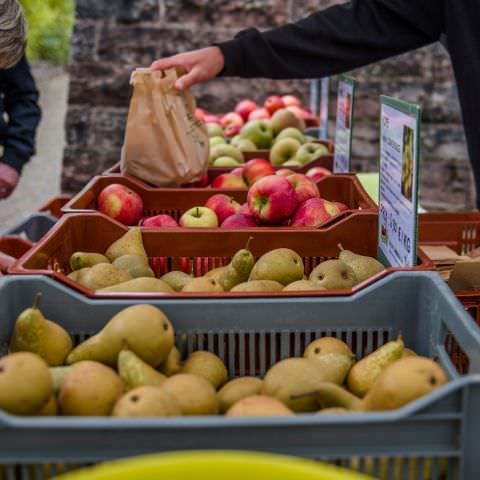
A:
333,75,355,173
378,96,421,267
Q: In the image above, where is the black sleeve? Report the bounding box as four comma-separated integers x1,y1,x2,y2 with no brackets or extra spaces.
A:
217,0,444,79
0,56,42,173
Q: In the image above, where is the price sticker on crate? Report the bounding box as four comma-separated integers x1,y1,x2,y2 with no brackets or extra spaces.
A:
333,75,356,173
378,96,421,267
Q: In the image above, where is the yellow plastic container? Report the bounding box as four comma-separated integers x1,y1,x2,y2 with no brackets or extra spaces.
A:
53,451,374,480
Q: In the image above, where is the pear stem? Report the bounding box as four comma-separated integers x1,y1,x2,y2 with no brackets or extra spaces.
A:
245,236,254,251
32,292,42,310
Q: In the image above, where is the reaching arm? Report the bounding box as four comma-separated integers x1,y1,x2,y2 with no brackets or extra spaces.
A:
152,0,444,89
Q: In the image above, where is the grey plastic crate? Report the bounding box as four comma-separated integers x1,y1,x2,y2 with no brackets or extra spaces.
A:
3,213,57,243
0,272,480,479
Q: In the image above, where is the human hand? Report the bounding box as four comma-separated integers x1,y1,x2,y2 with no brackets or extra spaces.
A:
0,163,19,199
151,47,225,91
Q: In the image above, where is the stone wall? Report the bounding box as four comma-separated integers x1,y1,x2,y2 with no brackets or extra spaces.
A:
64,0,474,209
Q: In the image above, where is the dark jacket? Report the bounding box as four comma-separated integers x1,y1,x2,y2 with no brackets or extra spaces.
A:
218,0,480,205
0,56,41,174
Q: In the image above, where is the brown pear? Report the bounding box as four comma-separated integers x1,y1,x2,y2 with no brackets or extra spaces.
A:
182,351,228,389
159,347,183,376
227,395,294,417
304,337,353,359
218,377,263,414
105,228,147,262
113,386,181,417
182,277,224,293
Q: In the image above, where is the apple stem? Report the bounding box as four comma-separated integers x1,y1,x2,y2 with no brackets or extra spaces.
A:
195,207,200,218
338,243,345,252
245,236,254,251
32,292,42,310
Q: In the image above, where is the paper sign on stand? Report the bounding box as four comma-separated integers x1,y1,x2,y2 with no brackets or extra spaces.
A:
378,96,421,268
333,75,356,173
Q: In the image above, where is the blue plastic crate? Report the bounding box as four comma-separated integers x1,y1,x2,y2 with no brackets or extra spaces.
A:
0,272,479,479
4,213,57,243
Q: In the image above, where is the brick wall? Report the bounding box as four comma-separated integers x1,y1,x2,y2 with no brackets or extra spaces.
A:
64,0,474,209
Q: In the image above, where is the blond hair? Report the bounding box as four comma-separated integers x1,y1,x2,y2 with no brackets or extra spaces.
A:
0,0,26,69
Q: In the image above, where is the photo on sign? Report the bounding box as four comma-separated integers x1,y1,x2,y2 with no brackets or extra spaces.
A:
401,125,414,202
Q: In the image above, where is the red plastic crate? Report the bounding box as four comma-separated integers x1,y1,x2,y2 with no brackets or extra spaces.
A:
10,212,432,299
0,236,33,273
38,195,71,219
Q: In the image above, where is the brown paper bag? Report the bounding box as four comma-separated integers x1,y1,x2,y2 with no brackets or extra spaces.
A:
120,68,209,187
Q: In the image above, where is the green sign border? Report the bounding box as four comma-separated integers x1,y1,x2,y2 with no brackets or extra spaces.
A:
334,74,356,173
377,95,422,268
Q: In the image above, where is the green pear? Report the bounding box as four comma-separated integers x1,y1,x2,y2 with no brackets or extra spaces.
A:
78,263,132,291
10,293,73,367
231,280,284,292
283,280,323,291
98,277,174,293
182,277,224,293
112,254,154,278
118,350,167,390
59,361,124,416
217,377,263,414
159,346,183,376
161,271,193,292
309,260,357,290
70,252,109,271
220,238,255,291
162,374,219,415
338,245,385,284
347,337,404,397
182,351,228,389
105,228,148,262
0,352,53,415
275,127,305,144
113,386,181,417
249,248,304,286
66,305,174,368
209,145,244,165
68,267,90,283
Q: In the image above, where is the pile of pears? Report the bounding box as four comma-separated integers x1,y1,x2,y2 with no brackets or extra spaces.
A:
66,228,385,294
0,296,447,417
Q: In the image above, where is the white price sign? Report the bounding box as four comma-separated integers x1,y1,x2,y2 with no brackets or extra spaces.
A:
333,75,355,173
378,96,421,267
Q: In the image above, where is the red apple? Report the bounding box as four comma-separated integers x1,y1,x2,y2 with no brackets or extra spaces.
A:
211,173,248,189
221,112,244,129
98,183,143,226
305,167,332,183
291,198,340,228
264,95,285,115
238,203,251,215
224,123,242,138
205,194,241,225
276,168,296,177
142,214,179,228
195,108,207,123
247,175,298,224
243,158,276,186
230,167,245,177
334,201,349,212
235,100,258,121
204,114,222,125
248,108,271,121
287,105,310,120
221,213,257,228
287,173,320,204
282,95,302,108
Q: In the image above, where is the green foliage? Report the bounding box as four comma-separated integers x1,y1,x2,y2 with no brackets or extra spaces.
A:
20,0,74,64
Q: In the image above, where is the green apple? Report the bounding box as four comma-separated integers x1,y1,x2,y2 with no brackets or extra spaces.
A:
283,159,302,167
210,136,227,147
209,144,244,165
206,123,224,138
230,135,242,147
213,156,240,167
271,108,305,135
179,207,218,228
294,142,329,165
240,120,273,149
269,138,302,166
275,127,305,144
236,138,257,152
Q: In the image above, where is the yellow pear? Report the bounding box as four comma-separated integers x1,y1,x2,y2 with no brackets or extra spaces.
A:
304,337,353,359
218,377,263,414
283,280,323,291
78,263,132,291
113,386,181,417
249,248,304,286
35,395,58,416
231,280,283,292
227,395,294,417
66,305,174,368
59,361,124,416
338,244,385,284
70,252,109,271
98,277,173,293
0,352,53,415
10,293,73,366
182,277,224,293
162,374,219,415
204,266,228,283
182,351,228,389
161,271,193,291
112,254,154,278
105,228,147,262
118,350,167,390
159,346,183,376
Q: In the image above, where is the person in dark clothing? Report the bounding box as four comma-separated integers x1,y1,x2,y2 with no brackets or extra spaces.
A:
152,0,480,207
0,55,41,199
